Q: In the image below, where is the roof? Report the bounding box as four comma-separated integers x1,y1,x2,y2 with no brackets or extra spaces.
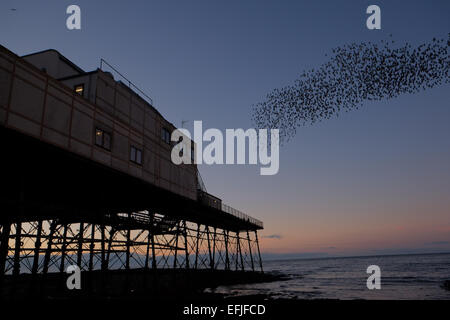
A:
21,48,85,75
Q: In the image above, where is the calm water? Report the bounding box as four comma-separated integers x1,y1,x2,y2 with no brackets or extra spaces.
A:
212,253,450,300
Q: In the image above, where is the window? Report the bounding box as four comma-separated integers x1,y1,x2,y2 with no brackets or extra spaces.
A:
130,146,142,165
74,84,84,96
161,128,171,144
95,128,111,151
191,146,195,163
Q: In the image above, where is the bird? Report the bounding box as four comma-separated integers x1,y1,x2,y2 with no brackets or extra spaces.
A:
252,34,450,144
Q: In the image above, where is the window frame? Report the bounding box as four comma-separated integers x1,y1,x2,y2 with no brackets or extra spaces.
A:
161,127,171,145
130,145,143,165
95,128,112,151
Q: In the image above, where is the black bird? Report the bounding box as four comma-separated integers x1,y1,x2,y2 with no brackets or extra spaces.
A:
252,34,450,144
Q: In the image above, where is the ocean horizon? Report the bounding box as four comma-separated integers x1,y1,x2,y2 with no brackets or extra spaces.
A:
211,252,450,300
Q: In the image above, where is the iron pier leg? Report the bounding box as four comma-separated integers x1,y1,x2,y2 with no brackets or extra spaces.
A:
59,224,68,273
126,223,131,270
0,222,12,284
211,227,216,270
236,232,244,271
89,224,95,271
106,228,115,270
184,220,190,269
255,231,263,272
58,223,68,294
206,226,213,269
173,221,180,269
246,230,255,272
32,220,43,275
31,220,43,295
100,222,107,294
194,224,200,269
224,230,230,271
77,222,84,269
145,229,151,270
149,212,156,270
41,220,57,295
234,232,239,271
43,220,57,274
88,223,96,293
13,222,22,276
101,224,106,271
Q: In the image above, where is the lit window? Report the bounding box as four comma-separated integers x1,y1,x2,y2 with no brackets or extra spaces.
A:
74,84,84,95
130,146,142,165
161,128,171,144
95,129,103,146
95,128,111,151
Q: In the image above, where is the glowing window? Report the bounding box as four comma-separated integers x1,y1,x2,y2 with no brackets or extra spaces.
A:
74,84,84,95
95,128,111,151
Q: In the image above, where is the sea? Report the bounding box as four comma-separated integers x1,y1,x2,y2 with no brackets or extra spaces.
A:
211,253,450,300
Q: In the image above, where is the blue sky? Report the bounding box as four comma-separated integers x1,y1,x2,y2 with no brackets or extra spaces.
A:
1,0,449,257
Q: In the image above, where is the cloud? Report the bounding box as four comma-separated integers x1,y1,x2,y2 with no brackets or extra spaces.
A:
263,234,282,239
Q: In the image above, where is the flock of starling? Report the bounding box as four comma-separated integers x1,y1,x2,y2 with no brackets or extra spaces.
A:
252,34,449,143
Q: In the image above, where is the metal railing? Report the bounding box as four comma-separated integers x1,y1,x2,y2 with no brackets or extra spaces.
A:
99,58,154,105
222,203,264,229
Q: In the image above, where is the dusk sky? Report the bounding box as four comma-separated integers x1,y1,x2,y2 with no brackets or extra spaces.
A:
1,0,449,258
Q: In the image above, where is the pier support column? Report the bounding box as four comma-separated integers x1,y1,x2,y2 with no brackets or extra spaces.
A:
206,226,213,269
236,232,244,271
77,222,84,269
194,224,201,269
224,230,230,271
59,223,68,273
0,223,12,279
145,229,151,270
89,223,95,271
126,215,131,270
43,220,57,274
247,230,254,272
211,227,217,270
13,222,22,276
100,224,106,271
254,231,263,272
106,228,115,269
173,221,180,269
183,220,190,269
150,214,156,270
32,220,43,274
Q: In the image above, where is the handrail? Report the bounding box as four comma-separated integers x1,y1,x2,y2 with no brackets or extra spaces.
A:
222,203,264,229
99,58,154,105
